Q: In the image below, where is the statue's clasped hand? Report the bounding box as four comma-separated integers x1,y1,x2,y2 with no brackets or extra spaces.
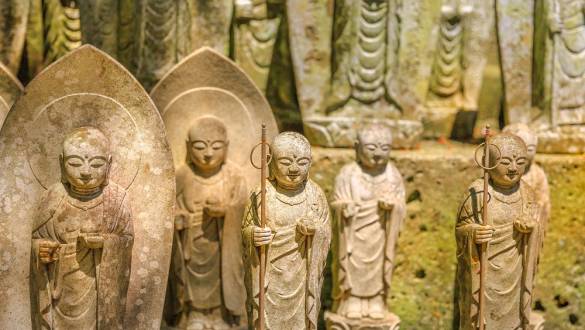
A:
79,233,104,249
297,217,316,236
514,216,536,234
472,224,495,244
253,225,274,247
38,239,60,264
378,197,396,211
342,202,359,219
203,198,226,218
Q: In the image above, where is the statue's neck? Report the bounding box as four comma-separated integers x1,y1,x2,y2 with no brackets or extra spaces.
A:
190,162,223,179
489,180,520,195
274,181,306,197
358,162,387,177
68,184,103,201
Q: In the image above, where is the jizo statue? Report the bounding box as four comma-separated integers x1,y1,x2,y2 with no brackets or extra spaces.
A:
456,133,541,330
242,132,331,329
31,127,134,329
170,116,248,329
326,125,405,329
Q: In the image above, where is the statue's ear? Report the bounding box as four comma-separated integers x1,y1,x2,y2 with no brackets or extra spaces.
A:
103,155,113,187
59,154,67,184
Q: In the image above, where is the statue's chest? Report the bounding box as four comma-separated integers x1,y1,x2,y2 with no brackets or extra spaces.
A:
353,175,394,201
559,0,583,20
54,202,103,243
488,195,523,227
267,196,307,229
182,176,225,207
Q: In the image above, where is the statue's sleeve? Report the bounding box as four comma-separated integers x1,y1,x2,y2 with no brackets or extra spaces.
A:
455,185,483,329
98,187,134,328
383,166,406,289
221,172,248,316
331,167,353,298
306,183,332,330
241,190,262,328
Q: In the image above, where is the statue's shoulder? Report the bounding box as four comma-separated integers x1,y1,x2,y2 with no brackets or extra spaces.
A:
520,179,537,202
223,161,246,181
307,179,328,202
462,178,485,201
34,183,67,231
335,161,360,181
103,182,129,204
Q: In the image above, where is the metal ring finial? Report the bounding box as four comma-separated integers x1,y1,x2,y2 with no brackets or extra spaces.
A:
249,142,273,169
474,142,502,170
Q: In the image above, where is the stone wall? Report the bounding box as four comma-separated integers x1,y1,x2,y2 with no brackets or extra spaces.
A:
311,142,585,329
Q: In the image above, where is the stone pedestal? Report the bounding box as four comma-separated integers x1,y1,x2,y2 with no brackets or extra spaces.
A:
325,311,400,330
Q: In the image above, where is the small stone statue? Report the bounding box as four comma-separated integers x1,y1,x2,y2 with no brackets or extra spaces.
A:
503,124,551,234
326,125,404,329
168,116,248,329
456,133,541,330
242,132,331,329
31,127,134,329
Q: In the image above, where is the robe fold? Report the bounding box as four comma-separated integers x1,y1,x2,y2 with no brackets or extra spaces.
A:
242,180,331,329
31,182,133,330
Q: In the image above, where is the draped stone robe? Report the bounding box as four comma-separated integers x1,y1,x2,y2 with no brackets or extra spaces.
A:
242,180,331,329
456,179,540,330
167,162,247,323
31,182,133,330
330,162,406,302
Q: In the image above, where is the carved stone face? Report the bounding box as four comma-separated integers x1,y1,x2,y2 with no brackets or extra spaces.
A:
271,132,312,190
356,126,392,170
188,116,228,173
61,127,111,191
488,134,528,189
502,124,537,165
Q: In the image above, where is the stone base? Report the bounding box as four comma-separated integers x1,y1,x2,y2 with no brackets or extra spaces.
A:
303,116,422,148
325,311,400,330
529,312,545,330
536,125,585,154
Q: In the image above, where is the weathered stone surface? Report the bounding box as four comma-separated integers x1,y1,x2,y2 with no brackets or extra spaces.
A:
0,45,175,329
311,142,585,329
0,62,23,126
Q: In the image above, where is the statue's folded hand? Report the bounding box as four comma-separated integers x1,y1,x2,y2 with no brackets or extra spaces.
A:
204,203,226,218
514,216,536,234
253,225,273,247
378,198,396,211
297,217,316,236
79,234,104,249
342,202,359,219
471,224,495,244
38,239,60,264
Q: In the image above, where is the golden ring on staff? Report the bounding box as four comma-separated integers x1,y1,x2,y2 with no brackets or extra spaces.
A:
473,142,502,170
249,141,273,169
249,124,272,330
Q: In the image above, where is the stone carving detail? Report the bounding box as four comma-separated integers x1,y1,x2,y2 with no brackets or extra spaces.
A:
0,62,23,126
0,45,175,329
31,127,133,329
424,0,491,138
27,0,82,76
0,0,29,73
325,125,404,330
150,47,277,329
242,132,331,329
307,0,422,148
456,133,541,329
233,0,282,91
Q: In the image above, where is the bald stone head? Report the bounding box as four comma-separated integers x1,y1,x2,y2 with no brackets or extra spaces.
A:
270,132,312,190
61,126,112,193
355,124,393,171
187,116,229,173
487,133,528,189
502,123,537,164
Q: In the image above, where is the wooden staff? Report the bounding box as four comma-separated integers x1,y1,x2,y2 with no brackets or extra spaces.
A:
479,124,491,330
258,124,268,330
